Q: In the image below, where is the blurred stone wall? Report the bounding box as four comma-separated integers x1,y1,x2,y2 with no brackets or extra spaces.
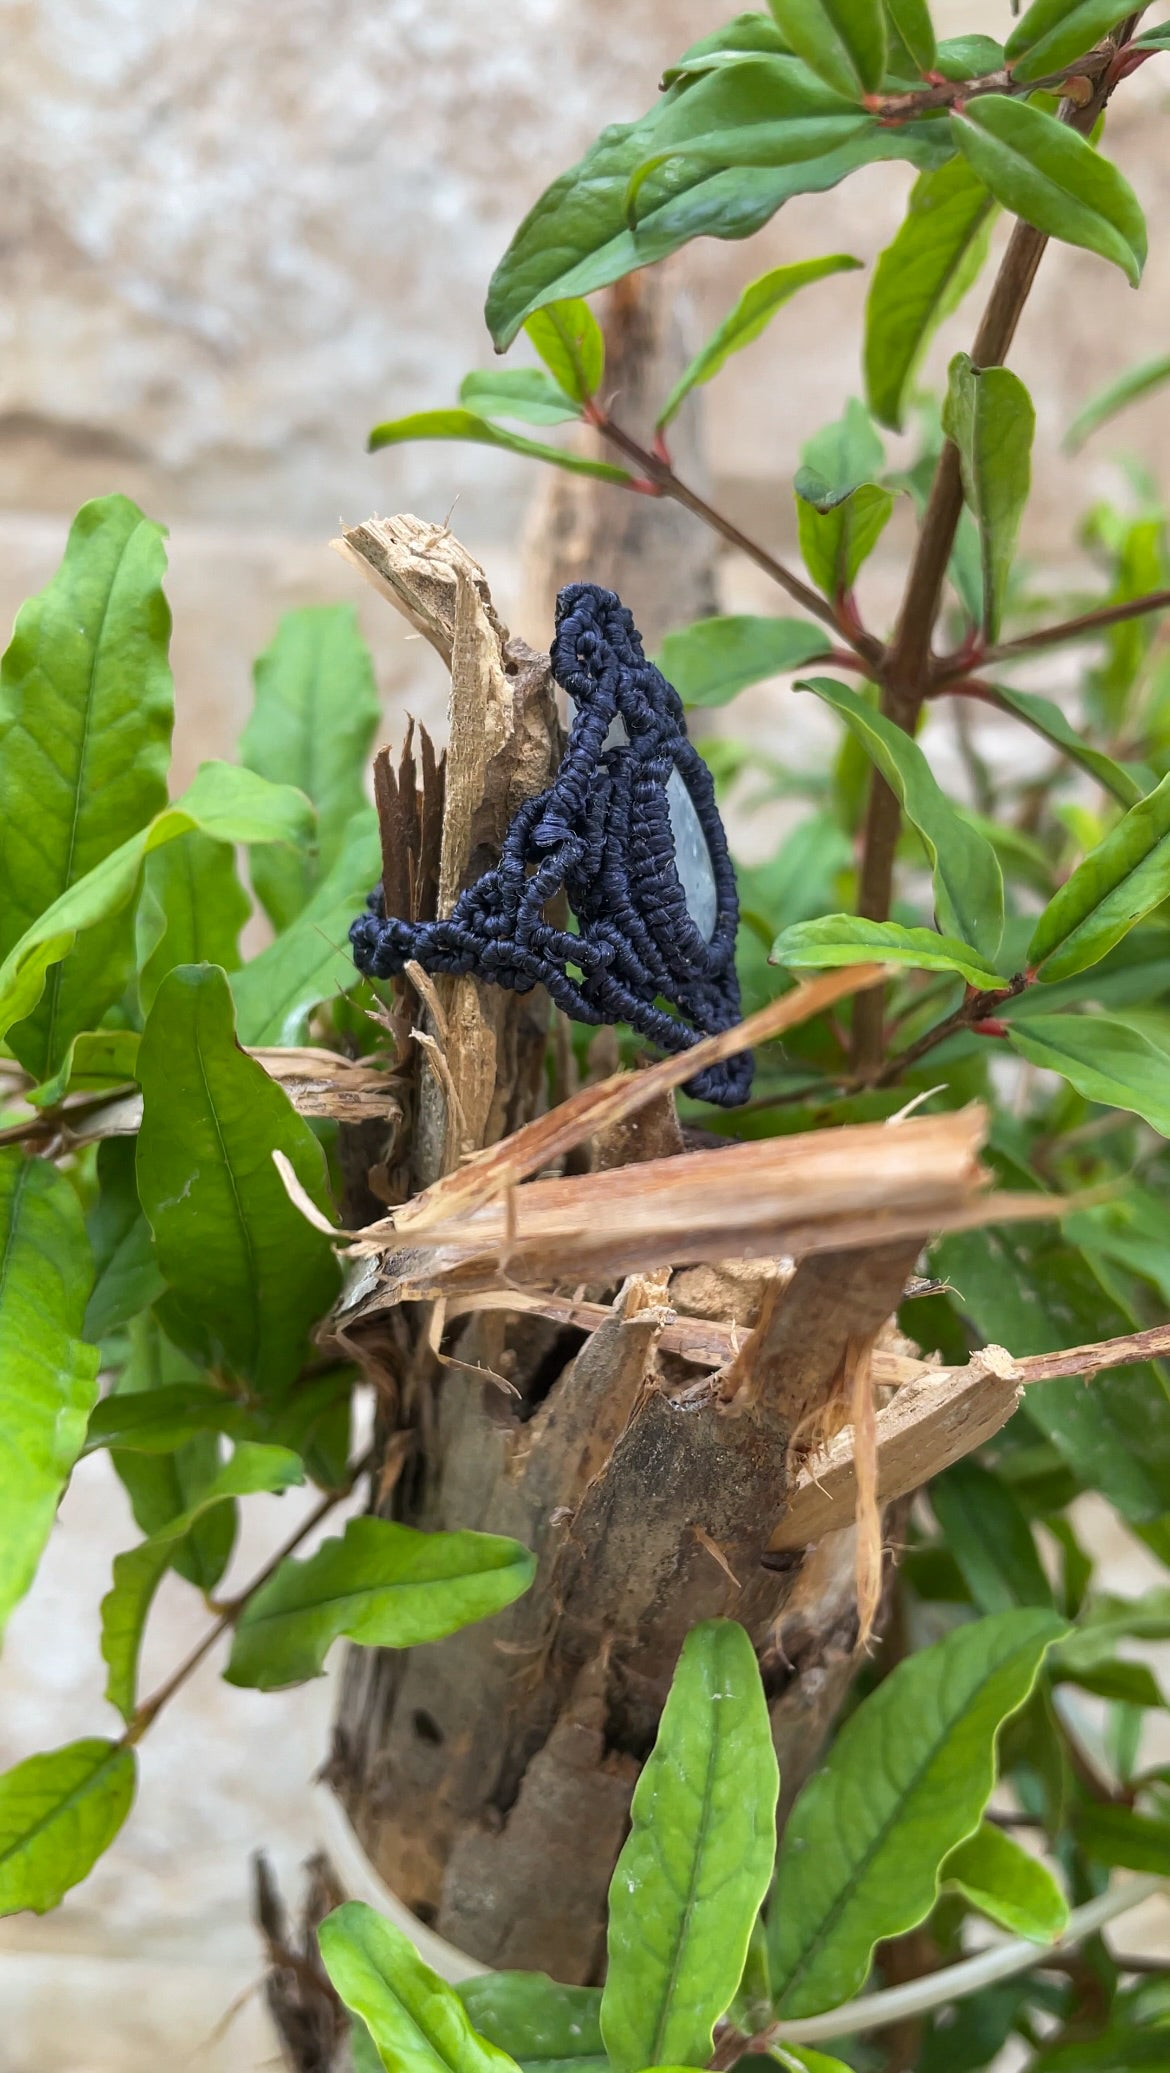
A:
2,2,1170,2067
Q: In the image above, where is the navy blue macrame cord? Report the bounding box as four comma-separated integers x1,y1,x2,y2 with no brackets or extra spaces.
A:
350,582,752,1106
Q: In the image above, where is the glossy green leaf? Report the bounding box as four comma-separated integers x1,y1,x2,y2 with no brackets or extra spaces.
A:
657,616,830,707
137,964,340,1399
865,156,996,431
951,96,1146,287
941,1822,1068,1941
1075,1803,1170,1874
1066,352,1170,453
1008,1011,1170,1138
1028,772,1170,980
661,15,794,86
457,1975,604,2073
799,677,1005,958
83,1136,165,1343
26,1028,141,1111
367,409,630,485
320,1902,521,2073
0,1740,136,1917
459,369,581,426
84,1383,248,1457
1005,1,1138,85
883,0,936,74
100,1442,303,1721
231,806,382,1045
772,914,1009,988
136,830,249,1015
484,56,950,348
935,1228,1170,1522
524,300,605,402
931,1460,1056,1615
801,395,885,492
108,1312,238,1594
943,354,1035,641
0,761,314,1046
936,35,1005,79
240,605,379,932
767,0,887,97
987,683,1141,807
602,1621,779,2073
227,1515,536,1689
767,1610,1064,2016
0,495,172,1079
657,255,862,427
0,1152,100,1640
796,480,894,601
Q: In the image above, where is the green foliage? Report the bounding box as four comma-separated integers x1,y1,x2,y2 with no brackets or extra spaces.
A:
943,355,1035,641
524,299,606,402
1065,351,1170,453
136,963,341,1399
320,1903,522,2073
368,409,631,484
230,806,382,1043
0,1152,100,1639
767,0,887,100
226,1516,537,1689
601,1621,779,2073
1028,773,1170,981
951,98,1146,288
941,1822,1068,1942
1004,1,1139,86
659,255,862,429
240,605,380,931
865,157,996,432
0,1741,137,1917
658,616,831,707
457,1975,605,2073
766,1611,1063,2015
773,914,1007,987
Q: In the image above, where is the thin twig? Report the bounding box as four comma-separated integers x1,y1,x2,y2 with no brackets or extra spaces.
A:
939,585,1170,678
124,1449,374,1743
867,975,1031,1089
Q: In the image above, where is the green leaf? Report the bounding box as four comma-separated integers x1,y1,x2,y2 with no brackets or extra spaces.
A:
799,676,1005,958
865,156,996,431
766,1609,1064,2016
883,0,936,74
84,1136,165,1343
942,354,1035,641
100,1442,303,1721
230,806,382,1045
657,255,861,427
772,914,1009,988
862,161,999,437
770,2054,855,2073
484,58,949,347
1075,1803,1170,1875
1005,1,1138,85
1066,352,1170,453
226,1515,536,1689
457,1976,604,2073
240,606,380,932
936,35,1005,79
1057,1657,1165,1708
26,1028,142,1111
1027,772,1170,981
1008,1011,1170,1138
523,300,605,402
320,1902,521,2073
661,15,795,86
601,1621,779,2073
951,96,1146,287
136,964,340,1398
987,683,1141,808
136,830,250,1016
796,480,894,600
0,761,314,1046
367,409,630,485
801,395,885,492
0,1740,136,1917
0,1152,100,1640
1135,21,1170,51
459,369,581,426
930,1460,1056,1615
941,1822,1068,1941
0,495,173,1079
657,615,831,707
935,1228,1170,1522
107,1314,237,1593
767,0,887,97
84,1383,248,1456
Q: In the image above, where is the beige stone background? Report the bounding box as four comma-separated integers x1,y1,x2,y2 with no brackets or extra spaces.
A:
2,1,1170,2066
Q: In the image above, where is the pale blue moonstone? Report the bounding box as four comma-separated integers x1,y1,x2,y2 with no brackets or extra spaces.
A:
602,713,717,940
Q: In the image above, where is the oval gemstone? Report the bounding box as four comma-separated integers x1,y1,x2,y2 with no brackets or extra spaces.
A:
666,765,718,941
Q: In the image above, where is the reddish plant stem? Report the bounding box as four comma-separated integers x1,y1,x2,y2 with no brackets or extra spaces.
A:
936,584,1170,679
865,975,1031,1090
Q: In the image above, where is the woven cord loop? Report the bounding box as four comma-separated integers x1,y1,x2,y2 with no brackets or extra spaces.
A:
350,582,752,1106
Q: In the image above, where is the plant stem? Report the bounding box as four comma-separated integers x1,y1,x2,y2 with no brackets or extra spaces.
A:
750,1876,1164,2050
941,585,1170,677
124,1449,373,1744
866,975,1030,1089
591,409,884,666
850,29,1136,1073
869,43,1116,121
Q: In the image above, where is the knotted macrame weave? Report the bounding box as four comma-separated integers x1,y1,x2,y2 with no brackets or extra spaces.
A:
350,581,751,1105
